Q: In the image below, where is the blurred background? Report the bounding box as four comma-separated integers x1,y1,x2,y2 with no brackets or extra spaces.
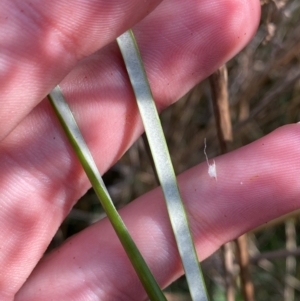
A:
50,1,300,300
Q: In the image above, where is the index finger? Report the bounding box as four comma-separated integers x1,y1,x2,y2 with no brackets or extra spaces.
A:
0,0,161,141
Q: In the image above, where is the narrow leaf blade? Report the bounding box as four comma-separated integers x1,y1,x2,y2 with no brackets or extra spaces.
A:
117,30,209,301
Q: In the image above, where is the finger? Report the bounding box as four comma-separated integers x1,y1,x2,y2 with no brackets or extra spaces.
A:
0,0,260,299
15,124,300,300
0,0,162,141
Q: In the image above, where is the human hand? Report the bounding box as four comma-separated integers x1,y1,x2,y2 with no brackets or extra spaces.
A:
3,1,297,300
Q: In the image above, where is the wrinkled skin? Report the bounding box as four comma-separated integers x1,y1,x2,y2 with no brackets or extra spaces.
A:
2,1,298,300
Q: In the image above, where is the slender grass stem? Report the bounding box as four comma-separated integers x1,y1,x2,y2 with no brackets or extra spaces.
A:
117,30,209,301
48,86,167,301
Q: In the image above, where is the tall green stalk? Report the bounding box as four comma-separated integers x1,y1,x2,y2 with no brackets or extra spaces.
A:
48,86,167,301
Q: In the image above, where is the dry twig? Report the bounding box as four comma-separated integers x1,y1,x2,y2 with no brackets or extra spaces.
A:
209,65,255,301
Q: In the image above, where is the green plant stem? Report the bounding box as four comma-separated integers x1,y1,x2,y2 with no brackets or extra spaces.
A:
117,30,209,301
48,86,167,301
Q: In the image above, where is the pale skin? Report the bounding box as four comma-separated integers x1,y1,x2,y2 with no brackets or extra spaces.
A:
1,0,299,300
